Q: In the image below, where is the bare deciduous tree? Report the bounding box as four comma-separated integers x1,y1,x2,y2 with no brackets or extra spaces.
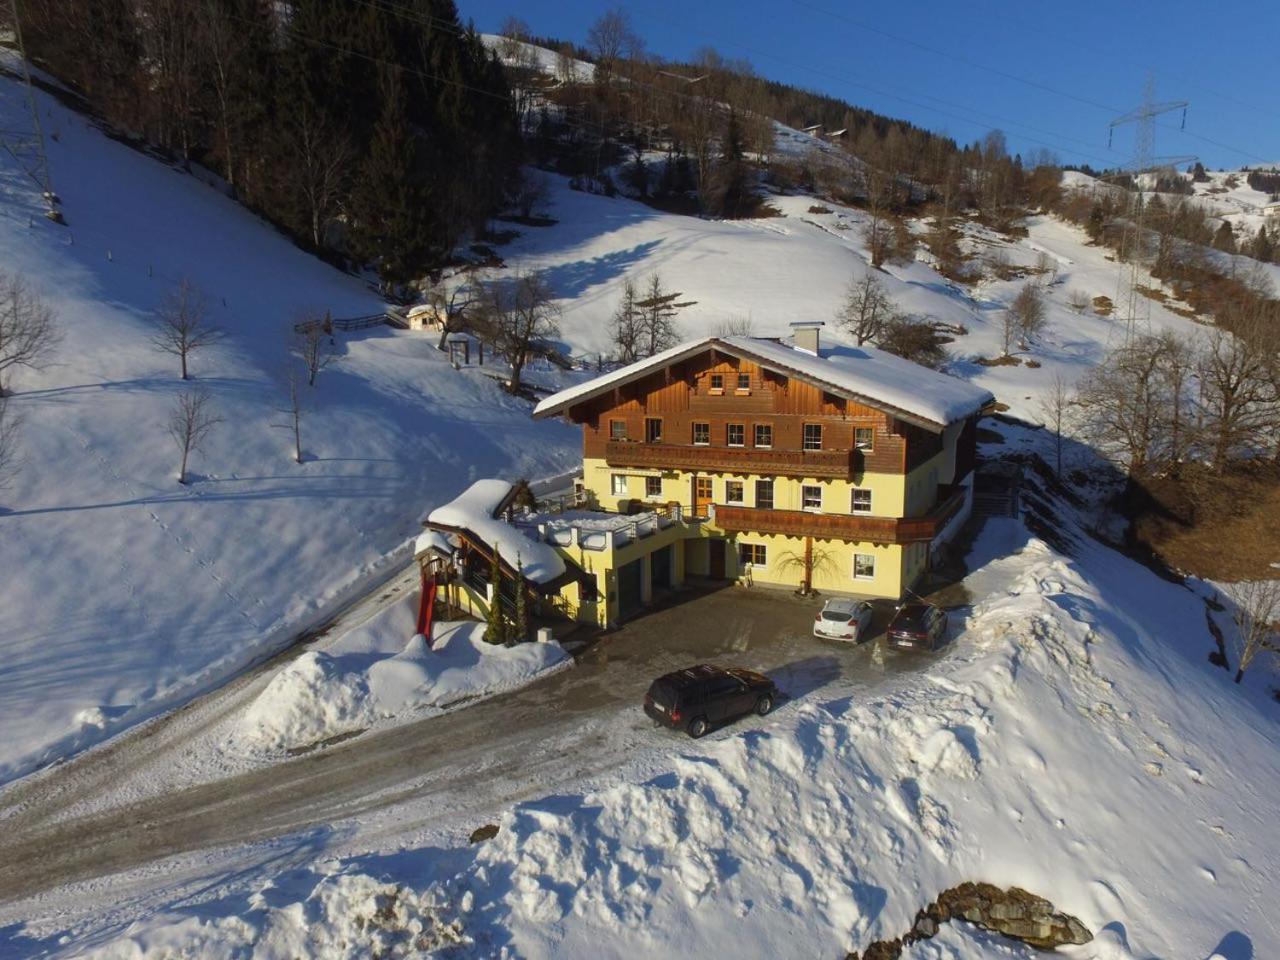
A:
168,389,220,484
511,169,551,220
713,314,755,337
0,271,61,396
837,272,893,346
1223,579,1280,684
287,104,352,249
275,365,304,464
0,395,21,491
586,8,641,78
1074,334,1195,476
291,311,339,387
1197,306,1279,471
1067,289,1091,314
477,271,561,394
426,270,480,352
152,278,222,380
1038,373,1072,478
1004,282,1047,355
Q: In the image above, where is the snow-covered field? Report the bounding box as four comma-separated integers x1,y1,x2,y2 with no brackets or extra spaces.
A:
0,74,579,785
43,421,1280,959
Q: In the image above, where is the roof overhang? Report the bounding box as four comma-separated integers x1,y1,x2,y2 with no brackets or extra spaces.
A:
533,338,990,433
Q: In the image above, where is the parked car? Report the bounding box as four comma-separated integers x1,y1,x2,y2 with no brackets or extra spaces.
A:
644,664,777,738
813,597,875,642
886,602,948,650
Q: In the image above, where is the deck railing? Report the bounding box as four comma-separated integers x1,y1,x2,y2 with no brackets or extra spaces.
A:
605,440,861,479
713,489,966,545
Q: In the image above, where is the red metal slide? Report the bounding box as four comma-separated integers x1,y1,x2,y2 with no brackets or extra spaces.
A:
415,570,438,644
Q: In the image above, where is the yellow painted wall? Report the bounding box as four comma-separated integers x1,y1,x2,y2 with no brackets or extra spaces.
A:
732,534,906,598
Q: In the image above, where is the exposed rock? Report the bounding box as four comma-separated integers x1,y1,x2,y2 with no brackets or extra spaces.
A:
468,823,499,844
846,882,1092,958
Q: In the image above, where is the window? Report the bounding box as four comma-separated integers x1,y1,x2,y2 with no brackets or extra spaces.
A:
692,421,710,445
803,423,823,451
645,476,662,498
802,485,822,511
611,474,627,496
853,554,876,580
753,423,773,448
738,543,767,567
854,426,875,451
737,372,751,391
709,373,724,393
727,423,745,447
851,488,872,513
725,480,744,504
610,419,627,441
755,479,774,510
645,417,663,443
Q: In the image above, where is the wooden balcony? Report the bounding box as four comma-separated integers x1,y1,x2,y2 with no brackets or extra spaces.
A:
713,490,966,544
605,439,861,479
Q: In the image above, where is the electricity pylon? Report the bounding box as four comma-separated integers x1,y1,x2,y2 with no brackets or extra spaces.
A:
1107,78,1188,341
0,0,63,223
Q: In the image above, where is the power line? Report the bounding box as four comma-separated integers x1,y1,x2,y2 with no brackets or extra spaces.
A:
630,3,1124,167
781,0,1274,165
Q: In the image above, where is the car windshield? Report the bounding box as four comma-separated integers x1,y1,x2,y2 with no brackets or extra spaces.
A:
821,610,852,621
894,606,930,629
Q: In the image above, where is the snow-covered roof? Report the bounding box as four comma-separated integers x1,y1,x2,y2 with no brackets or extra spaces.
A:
533,336,993,430
426,480,565,585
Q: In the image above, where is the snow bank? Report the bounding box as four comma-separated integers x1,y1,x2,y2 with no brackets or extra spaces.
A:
109,505,1280,958
230,596,569,754
426,479,565,583
80,869,467,960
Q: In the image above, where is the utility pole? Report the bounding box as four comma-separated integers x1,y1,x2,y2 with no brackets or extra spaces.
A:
1107,78,1189,342
0,0,63,223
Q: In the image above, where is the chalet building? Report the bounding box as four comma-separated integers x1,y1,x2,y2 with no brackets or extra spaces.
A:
421,323,992,628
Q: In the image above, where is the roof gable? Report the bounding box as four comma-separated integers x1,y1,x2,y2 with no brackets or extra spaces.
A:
533,337,993,430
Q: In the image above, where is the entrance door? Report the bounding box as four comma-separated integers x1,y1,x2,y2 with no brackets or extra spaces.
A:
616,558,643,620
709,539,727,579
651,544,673,590
693,476,713,517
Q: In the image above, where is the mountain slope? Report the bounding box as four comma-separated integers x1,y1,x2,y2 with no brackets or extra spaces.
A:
0,72,579,784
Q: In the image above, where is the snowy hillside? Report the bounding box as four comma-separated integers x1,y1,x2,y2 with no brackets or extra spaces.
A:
0,54,1245,786
0,73,580,784
23,421,1280,959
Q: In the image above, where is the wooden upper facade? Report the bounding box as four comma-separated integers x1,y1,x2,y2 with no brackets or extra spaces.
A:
569,351,948,481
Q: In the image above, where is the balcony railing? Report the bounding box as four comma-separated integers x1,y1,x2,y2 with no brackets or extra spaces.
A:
713,489,966,544
605,439,860,479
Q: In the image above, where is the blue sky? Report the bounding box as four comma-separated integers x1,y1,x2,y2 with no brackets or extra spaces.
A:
457,0,1279,171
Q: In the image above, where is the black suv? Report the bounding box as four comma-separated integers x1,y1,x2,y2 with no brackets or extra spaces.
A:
644,664,777,738
886,602,948,650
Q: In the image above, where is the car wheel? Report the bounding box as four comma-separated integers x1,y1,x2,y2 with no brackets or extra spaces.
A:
756,694,774,716
687,716,709,739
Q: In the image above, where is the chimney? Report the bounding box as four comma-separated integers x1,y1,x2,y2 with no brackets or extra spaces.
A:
790,320,824,355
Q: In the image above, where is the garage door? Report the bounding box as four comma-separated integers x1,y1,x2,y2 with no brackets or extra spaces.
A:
651,545,673,591
616,558,643,621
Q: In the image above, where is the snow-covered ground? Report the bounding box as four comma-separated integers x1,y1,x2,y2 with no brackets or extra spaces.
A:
0,74,580,785
39,420,1280,959
229,598,569,756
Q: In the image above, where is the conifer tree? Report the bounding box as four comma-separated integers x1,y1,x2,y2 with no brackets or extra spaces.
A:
513,552,529,645
484,547,507,645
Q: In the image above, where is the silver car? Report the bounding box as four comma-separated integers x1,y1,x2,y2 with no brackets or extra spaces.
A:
813,598,874,642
